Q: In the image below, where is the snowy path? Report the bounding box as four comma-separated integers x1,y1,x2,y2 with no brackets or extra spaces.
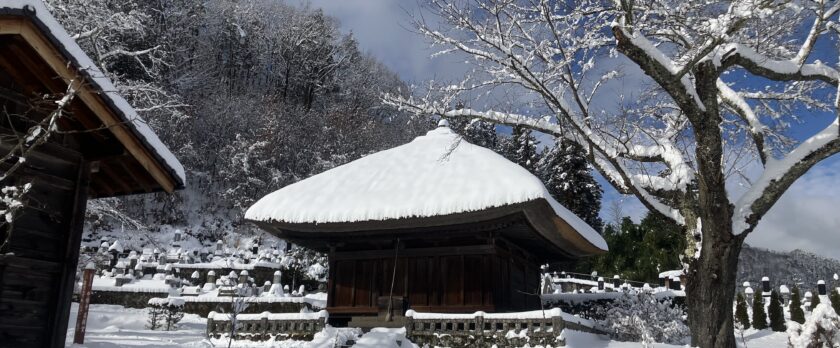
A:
65,303,789,347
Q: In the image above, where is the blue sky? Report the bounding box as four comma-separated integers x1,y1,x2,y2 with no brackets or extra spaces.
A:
305,0,840,258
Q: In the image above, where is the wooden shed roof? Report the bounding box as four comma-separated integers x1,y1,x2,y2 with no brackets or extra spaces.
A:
247,123,607,258
0,1,185,197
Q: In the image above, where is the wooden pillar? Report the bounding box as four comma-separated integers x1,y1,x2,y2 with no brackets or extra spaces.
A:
50,159,90,348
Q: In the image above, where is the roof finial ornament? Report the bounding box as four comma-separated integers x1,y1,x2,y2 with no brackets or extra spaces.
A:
437,118,450,128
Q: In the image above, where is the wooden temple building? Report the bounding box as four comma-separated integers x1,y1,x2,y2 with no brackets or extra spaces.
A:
247,120,607,325
0,2,185,346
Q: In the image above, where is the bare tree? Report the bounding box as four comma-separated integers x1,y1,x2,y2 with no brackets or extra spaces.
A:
383,0,840,346
1,84,77,251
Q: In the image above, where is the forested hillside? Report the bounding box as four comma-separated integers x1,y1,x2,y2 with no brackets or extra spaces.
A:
45,0,426,249
737,245,840,288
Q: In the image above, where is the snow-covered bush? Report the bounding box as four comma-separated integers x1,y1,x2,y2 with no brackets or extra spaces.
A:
787,303,840,348
146,306,163,330
596,290,689,346
147,297,185,331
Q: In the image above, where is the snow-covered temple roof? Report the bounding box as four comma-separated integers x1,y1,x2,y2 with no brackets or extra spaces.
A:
247,123,607,256
0,0,185,191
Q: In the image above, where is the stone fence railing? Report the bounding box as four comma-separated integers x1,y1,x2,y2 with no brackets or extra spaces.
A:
205,310,327,341
404,308,603,347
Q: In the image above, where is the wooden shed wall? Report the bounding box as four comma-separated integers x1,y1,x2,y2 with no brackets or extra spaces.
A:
326,244,540,316
0,140,88,347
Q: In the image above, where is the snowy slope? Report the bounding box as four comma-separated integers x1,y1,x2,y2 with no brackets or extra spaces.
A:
246,125,606,250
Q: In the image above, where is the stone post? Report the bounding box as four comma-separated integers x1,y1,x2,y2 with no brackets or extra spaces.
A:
128,255,138,271
670,276,681,290
551,314,565,345
659,276,666,288
206,315,215,337
762,276,771,298
273,270,282,284
597,277,604,291
612,275,620,288
239,270,249,285
405,315,414,338
475,313,485,346
818,280,827,295
263,281,271,293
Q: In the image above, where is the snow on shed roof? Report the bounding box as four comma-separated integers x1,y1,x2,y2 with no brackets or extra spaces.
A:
246,125,607,251
0,0,185,187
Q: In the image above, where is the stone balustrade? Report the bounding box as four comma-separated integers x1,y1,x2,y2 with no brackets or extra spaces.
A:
205,310,327,341
404,308,594,347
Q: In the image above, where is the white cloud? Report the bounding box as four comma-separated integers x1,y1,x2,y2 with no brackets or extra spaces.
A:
746,156,840,258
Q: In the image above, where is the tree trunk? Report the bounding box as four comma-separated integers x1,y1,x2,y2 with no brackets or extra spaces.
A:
686,221,746,348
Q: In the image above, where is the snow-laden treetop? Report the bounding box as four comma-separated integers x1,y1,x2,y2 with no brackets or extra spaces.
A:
246,124,607,251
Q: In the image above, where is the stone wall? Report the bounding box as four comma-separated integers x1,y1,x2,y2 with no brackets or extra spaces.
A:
88,290,169,309
177,300,311,318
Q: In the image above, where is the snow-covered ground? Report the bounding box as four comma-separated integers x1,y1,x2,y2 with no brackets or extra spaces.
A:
65,303,791,347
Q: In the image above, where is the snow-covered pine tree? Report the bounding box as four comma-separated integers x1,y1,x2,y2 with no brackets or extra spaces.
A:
830,289,840,314
499,126,538,173
537,139,604,232
735,292,751,329
790,285,806,324
448,117,498,149
752,293,768,330
812,290,822,311
769,290,786,332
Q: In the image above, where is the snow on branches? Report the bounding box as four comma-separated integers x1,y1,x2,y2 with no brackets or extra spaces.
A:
0,84,77,251
382,0,840,243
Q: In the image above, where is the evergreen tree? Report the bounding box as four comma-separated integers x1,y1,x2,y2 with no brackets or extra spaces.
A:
537,139,604,232
752,292,768,330
499,126,538,172
811,289,821,311
789,285,806,324
768,290,786,332
735,292,751,329
830,288,840,314
582,213,685,283
449,117,497,149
